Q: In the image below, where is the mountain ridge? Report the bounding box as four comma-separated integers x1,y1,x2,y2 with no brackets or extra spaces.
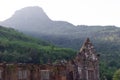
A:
1,6,120,50
0,6,120,80
0,6,119,36
1,6,120,47
0,25,76,63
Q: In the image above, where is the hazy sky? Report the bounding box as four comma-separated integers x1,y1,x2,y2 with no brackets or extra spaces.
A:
0,0,120,26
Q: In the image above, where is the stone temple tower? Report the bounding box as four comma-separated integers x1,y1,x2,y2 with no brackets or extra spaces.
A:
76,38,99,80
69,38,100,80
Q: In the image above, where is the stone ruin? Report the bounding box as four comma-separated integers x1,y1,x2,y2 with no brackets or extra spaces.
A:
0,38,100,80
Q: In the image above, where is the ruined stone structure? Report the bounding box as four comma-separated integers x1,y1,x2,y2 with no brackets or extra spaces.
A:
0,38,100,80
67,38,100,80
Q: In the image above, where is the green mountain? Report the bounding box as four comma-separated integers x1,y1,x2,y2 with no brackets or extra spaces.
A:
0,25,76,64
1,6,120,80
1,7,119,65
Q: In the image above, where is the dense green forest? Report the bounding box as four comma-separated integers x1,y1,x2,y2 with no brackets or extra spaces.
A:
33,26,120,80
0,25,120,80
1,7,120,79
0,25,76,64
0,25,118,80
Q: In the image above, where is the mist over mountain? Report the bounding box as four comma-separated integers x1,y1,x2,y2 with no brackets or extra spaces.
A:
1,6,120,79
1,6,120,48
0,6,76,35
1,6,120,50
0,25,76,64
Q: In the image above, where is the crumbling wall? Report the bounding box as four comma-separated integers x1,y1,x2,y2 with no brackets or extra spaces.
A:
0,63,67,80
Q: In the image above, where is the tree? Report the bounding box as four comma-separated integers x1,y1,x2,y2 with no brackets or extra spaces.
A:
113,69,120,80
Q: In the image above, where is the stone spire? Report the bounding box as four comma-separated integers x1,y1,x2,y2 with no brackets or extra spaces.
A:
78,37,99,62
76,38,100,80
80,38,93,52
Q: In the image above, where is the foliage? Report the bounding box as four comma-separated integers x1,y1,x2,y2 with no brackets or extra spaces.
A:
100,62,117,80
113,69,120,80
1,7,120,80
0,26,76,64
37,26,120,80
0,25,120,80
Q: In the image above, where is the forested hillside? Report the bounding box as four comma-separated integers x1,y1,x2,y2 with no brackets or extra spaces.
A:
1,6,120,80
0,25,76,64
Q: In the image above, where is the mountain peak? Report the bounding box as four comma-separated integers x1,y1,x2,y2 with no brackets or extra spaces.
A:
0,6,75,33
0,6,52,29
13,6,51,21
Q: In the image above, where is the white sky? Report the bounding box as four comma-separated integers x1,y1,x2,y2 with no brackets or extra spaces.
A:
0,0,120,26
